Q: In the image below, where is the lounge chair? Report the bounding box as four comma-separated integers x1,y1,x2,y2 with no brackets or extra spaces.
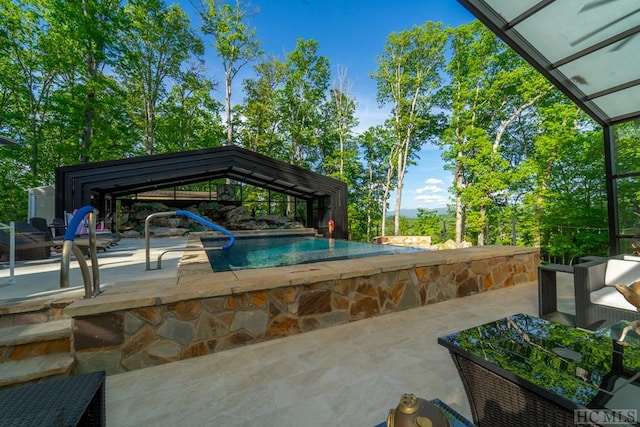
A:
53,214,121,252
51,218,66,238
0,222,54,261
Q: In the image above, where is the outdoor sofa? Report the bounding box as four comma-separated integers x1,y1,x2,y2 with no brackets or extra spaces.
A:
574,256,640,329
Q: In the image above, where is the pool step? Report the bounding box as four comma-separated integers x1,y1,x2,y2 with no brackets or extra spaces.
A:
0,319,75,389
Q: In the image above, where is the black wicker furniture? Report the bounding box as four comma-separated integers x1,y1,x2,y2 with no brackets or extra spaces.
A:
574,257,640,330
438,314,640,427
0,222,54,261
537,262,575,327
0,371,105,426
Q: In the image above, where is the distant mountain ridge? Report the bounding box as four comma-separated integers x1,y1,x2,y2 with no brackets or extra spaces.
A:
388,208,448,218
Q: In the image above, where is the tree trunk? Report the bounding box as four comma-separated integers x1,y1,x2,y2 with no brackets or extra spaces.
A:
394,145,404,236
455,158,464,244
225,71,233,145
478,204,486,246
80,0,96,164
366,164,374,240
381,187,389,237
381,150,396,237
145,99,154,155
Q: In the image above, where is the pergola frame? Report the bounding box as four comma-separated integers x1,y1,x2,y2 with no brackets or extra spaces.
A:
457,0,640,255
55,146,348,239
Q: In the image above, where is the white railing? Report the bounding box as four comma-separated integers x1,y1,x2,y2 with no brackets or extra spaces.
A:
0,221,15,284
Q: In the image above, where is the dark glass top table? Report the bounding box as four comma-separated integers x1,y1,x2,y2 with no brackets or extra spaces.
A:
438,314,640,427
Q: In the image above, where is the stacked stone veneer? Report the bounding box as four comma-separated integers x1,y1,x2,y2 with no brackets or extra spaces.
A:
67,246,539,374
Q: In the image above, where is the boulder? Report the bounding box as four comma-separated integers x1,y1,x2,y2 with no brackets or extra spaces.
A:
227,206,251,223
149,227,188,237
256,215,288,225
122,230,141,238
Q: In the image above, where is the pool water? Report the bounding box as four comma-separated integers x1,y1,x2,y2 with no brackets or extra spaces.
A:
202,234,426,272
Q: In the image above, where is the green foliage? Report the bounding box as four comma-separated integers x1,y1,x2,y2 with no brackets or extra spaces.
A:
196,0,263,145
0,3,630,258
155,69,226,151
614,121,640,237
372,21,449,235
380,210,455,244
415,209,446,243
441,21,555,244
116,0,204,155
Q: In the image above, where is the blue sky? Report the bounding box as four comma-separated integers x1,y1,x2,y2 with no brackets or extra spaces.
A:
178,0,475,210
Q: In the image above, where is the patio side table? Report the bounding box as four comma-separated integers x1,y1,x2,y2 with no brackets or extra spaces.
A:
537,263,575,326
0,371,105,427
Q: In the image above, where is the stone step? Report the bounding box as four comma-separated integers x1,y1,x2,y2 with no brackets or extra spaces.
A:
0,294,79,327
0,354,75,389
0,319,71,347
0,319,72,362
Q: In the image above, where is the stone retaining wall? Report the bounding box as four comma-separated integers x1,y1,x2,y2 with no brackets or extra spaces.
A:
69,247,539,374
373,235,432,247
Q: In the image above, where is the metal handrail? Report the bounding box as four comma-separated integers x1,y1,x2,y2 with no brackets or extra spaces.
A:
60,206,100,298
145,210,235,270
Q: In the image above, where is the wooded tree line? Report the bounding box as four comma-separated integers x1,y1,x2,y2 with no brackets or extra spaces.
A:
1,0,632,260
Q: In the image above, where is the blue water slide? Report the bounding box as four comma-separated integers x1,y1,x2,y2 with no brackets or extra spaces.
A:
64,205,95,241
175,210,235,250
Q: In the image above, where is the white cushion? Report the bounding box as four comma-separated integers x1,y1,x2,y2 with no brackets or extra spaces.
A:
604,259,640,287
591,286,639,311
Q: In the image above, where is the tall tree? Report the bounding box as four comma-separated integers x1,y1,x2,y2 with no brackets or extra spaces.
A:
44,0,123,164
537,124,607,262
278,38,330,216
277,38,330,168
0,0,58,178
195,0,262,145
321,65,358,180
116,0,203,155
441,22,552,245
371,21,448,236
46,0,121,163
155,67,225,152
236,58,286,155
357,125,396,240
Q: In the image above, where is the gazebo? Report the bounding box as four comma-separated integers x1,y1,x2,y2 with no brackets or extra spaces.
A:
458,0,640,255
55,146,348,239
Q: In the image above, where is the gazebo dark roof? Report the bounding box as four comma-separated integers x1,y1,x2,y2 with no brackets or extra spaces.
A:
55,146,348,239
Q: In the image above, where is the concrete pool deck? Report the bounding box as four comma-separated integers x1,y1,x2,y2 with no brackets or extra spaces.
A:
106,281,540,426
0,237,187,303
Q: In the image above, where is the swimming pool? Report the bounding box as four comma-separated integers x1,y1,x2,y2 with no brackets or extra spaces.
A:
202,234,426,271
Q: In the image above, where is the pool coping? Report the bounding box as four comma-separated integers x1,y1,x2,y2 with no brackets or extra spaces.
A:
65,232,538,318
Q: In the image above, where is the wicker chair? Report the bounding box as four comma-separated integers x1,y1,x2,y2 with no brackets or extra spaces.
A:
574,257,640,330
450,353,595,427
